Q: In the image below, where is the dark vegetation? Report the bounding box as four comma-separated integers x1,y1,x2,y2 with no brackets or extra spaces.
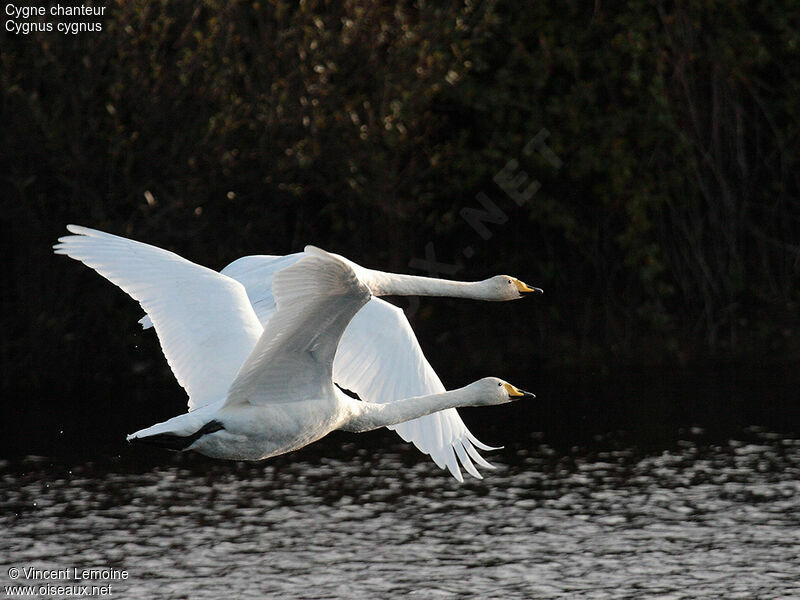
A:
1,2,798,454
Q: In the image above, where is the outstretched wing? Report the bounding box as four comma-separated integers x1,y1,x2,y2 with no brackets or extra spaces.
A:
224,247,372,407
333,300,498,482
54,225,263,410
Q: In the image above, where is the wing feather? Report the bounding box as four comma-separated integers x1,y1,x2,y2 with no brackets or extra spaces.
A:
54,225,263,409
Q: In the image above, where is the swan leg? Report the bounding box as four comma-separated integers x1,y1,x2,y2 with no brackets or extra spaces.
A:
129,420,225,451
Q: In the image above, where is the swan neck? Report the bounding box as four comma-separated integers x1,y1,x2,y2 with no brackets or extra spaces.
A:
343,386,476,433
370,271,484,299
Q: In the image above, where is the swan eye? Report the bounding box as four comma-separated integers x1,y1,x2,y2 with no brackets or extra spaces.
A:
507,279,512,285
497,382,502,386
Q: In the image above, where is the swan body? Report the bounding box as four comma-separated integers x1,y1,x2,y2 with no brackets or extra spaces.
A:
54,225,539,478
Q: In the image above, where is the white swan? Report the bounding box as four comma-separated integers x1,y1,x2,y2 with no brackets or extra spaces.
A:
54,225,540,478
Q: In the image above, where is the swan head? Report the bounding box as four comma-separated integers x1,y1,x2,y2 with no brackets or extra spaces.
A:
470,377,536,405
483,275,543,300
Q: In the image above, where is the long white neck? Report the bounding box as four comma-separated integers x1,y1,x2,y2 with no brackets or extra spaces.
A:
341,385,479,433
366,270,490,299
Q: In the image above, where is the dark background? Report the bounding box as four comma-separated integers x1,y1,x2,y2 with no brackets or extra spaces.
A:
2,1,799,459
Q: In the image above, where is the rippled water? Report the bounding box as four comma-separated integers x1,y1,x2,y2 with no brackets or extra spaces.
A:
2,431,799,599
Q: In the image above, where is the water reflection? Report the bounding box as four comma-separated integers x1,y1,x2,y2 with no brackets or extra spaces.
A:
2,430,799,599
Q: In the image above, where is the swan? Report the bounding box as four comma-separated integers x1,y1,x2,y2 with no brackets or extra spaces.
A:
54,225,541,478
54,232,536,464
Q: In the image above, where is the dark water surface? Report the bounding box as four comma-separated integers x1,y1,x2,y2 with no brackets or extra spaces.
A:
2,429,799,599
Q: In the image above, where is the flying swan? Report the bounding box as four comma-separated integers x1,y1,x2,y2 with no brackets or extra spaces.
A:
54,226,540,477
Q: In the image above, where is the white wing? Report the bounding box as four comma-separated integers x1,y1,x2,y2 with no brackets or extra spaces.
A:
224,247,371,407
215,255,497,481
334,300,498,482
54,225,263,410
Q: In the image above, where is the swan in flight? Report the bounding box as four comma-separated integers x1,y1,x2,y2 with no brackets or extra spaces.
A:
54,225,540,478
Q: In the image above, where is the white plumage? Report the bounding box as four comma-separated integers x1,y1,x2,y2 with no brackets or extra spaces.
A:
55,225,538,480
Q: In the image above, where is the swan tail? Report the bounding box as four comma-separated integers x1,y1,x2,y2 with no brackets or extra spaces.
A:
128,419,224,451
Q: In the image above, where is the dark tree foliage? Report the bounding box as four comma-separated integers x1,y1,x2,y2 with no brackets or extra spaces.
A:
2,0,799,418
